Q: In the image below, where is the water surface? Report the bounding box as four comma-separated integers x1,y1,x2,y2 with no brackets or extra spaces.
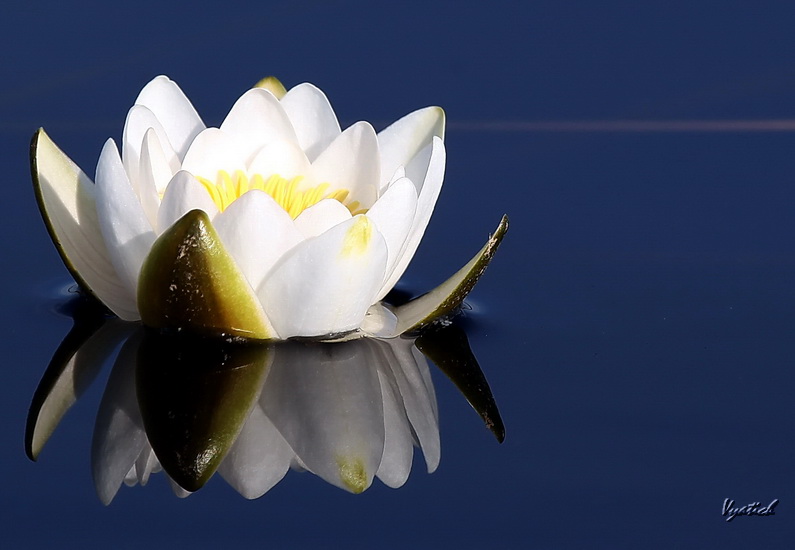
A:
4,1,795,547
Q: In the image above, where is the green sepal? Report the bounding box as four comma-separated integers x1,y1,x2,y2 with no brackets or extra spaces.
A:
26,297,126,461
136,331,271,492
31,128,94,297
31,128,135,318
392,215,509,335
254,76,287,99
137,209,274,340
416,324,505,443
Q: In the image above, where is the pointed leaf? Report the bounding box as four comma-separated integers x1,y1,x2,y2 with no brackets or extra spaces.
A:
31,129,137,319
416,324,505,443
138,209,275,340
26,298,129,461
136,332,271,492
392,215,509,335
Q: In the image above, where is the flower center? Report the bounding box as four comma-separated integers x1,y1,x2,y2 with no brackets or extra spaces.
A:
196,170,364,218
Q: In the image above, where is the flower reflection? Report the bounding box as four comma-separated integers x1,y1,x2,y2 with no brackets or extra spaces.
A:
27,297,502,503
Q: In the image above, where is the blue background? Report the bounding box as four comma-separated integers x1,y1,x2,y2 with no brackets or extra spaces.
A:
3,1,795,547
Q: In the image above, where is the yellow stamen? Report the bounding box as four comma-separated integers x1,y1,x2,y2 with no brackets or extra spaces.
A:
195,170,366,218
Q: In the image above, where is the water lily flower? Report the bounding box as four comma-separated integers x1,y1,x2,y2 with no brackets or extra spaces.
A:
32,76,507,341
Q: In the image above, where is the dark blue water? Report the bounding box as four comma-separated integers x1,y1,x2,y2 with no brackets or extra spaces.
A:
4,1,795,547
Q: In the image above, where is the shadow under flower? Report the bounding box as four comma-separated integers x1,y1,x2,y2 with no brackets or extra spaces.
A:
26,295,504,504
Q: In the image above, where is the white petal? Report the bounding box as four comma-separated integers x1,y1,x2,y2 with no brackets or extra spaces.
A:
280,83,341,162
180,128,247,181
405,135,439,196
378,106,445,190
213,190,303,290
95,139,156,308
157,170,219,233
311,121,379,209
247,139,312,181
258,215,387,338
133,75,205,160
359,303,398,338
32,130,137,319
138,128,175,229
379,137,445,296
388,165,405,185
218,405,293,499
121,105,180,188
220,88,299,163
292,198,352,239
366,177,418,299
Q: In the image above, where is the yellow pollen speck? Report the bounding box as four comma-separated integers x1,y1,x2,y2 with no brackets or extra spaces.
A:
336,456,367,494
195,170,365,219
340,215,373,257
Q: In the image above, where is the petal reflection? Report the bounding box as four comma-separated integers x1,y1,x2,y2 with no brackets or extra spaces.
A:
29,308,503,503
26,295,131,461
262,340,386,493
136,332,271,492
92,331,153,505
218,405,293,499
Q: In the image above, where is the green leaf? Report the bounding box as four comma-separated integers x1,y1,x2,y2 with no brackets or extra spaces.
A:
26,298,128,460
31,129,136,319
137,209,275,340
136,332,271,492
416,323,505,443
392,215,509,335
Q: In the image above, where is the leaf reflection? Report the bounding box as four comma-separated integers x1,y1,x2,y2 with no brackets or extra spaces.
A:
27,295,504,503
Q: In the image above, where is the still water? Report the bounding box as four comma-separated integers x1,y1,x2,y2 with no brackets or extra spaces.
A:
4,1,795,548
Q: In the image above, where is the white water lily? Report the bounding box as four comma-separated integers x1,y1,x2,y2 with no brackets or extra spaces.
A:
33,76,506,340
